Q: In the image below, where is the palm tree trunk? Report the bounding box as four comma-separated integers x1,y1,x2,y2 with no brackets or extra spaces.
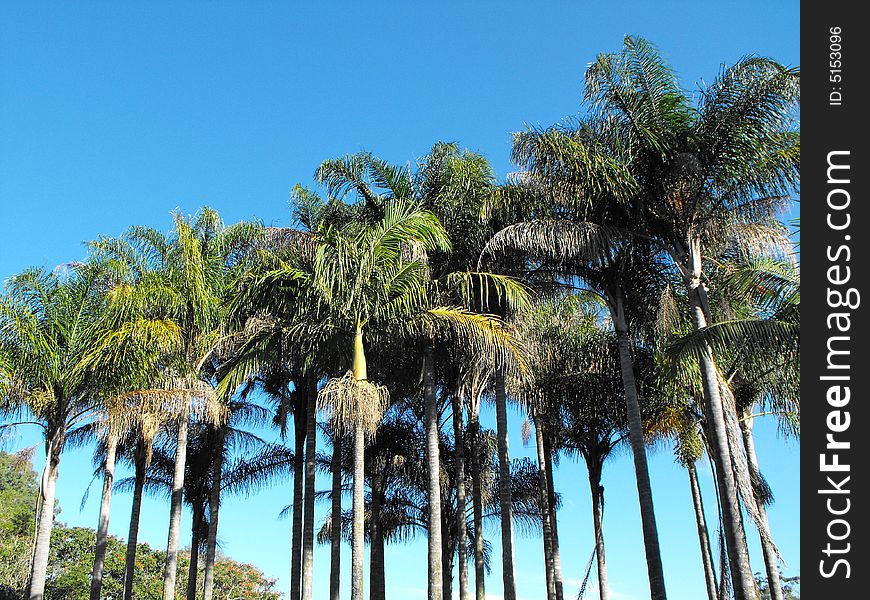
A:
533,414,556,600
588,462,608,600
302,378,318,600
687,461,719,600
330,434,342,600
543,434,564,600
291,406,305,600
494,369,517,600
441,526,454,600
186,504,202,600
90,429,118,600
124,440,147,600
351,328,368,600
707,449,732,600
351,421,366,600
451,391,470,600
162,415,190,600
686,280,756,600
370,474,386,600
202,427,226,600
423,344,444,600
469,408,486,600
28,444,61,600
611,298,667,600
739,410,782,600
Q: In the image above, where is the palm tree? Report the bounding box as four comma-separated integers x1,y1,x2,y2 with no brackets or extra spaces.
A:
486,162,670,600
0,263,118,600
450,379,471,600
314,200,521,600
464,364,491,600
310,151,526,600
229,193,435,600
219,187,357,600
581,36,799,599
329,432,344,600
671,406,719,600
121,429,157,599
91,207,259,600
414,143,532,600
414,143,539,600
517,297,650,600
669,258,799,600
79,254,190,600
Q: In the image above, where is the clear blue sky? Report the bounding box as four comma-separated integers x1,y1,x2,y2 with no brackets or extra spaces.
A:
1,2,799,599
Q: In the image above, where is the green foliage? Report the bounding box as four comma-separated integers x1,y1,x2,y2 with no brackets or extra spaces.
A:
757,572,799,599
0,451,37,537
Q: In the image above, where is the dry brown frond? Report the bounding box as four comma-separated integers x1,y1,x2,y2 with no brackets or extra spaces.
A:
318,371,389,438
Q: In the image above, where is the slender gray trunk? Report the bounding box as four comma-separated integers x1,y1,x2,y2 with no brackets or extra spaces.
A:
494,369,517,600
740,411,782,600
688,461,719,600
611,298,667,600
423,345,444,600
452,391,470,600
162,416,189,600
90,429,118,600
588,462,608,600
28,442,61,600
543,434,564,600
203,427,226,600
186,504,202,600
441,521,454,600
686,278,756,600
370,474,386,600
707,450,732,600
330,434,342,600
469,409,486,600
302,380,318,600
123,441,147,600
291,407,305,600
350,421,366,600
533,414,556,600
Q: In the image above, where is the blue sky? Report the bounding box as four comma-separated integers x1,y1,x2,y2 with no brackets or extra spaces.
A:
1,2,799,599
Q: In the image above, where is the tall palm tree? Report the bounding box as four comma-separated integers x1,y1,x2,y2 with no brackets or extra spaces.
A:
486,161,670,600
310,151,527,600
80,254,188,600
669,258,799,600
517,297,649,600
120,429,157,599
230,194,431,600
581,36,798,599
315,200,520,600
464,365,491,600
414,143,532,600
0,263,153,600
671,406,719,600
91,207,259,600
